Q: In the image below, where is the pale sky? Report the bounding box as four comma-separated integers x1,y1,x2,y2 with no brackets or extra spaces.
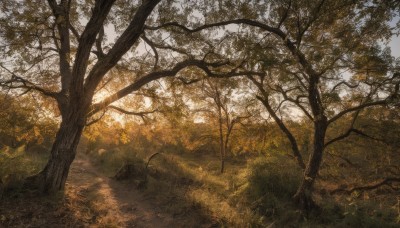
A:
389,17,400,58
390,36,399,58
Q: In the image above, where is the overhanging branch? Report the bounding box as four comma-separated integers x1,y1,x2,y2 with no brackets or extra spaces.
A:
108,105,159,116
324,128,385,148
328,100,387,125
88,59,262,117
0,66,58,99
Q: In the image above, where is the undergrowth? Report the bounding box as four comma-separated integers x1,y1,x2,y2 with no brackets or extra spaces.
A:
66,139,400,227
0,145,49,191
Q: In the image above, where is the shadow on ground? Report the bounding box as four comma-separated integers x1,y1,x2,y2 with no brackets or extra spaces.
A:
0,153,216,227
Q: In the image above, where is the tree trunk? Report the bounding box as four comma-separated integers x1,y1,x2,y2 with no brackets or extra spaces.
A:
220,157,225,174
25,110,85,194
218,114,227,174
293,116,327,211
219,128,226,174
255,95,306,169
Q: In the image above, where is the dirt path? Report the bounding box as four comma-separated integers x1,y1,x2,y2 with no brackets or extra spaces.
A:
66,153,177,227
0,153,212,227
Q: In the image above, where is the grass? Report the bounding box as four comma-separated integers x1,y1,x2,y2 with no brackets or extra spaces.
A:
85,143,400,227
0,145,49,190
1,140,398,227
86,145,283,226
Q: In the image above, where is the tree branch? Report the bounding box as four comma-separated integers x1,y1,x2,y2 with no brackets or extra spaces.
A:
328,100,387,125
84,0,161,98
0,66,58,98
85,109,107,126
88,59,263,117
141,35,159,70
93,25,105,59
330,178,400,195
47,0,72,92
70,0,116,96
324,128,382,148
176,76,203,85
108,105,158,116
147,18,326,118
330,81,359,93
142,34,189,57
326,151,358,168
249,76,305,169
69,22,80,40
277,0,292,28
278,85,313,120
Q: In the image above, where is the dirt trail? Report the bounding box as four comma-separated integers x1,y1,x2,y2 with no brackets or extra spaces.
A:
0,152,212,227
66,153,176,227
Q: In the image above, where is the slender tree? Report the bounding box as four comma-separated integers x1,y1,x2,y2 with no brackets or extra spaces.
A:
191,78,251,173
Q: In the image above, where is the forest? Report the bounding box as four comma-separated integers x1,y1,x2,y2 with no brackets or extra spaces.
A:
0,0,399,227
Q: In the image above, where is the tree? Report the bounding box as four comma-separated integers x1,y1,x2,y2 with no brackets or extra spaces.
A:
0,0,255,193
188,78,252,173
153,0,400,209
233,1,400,210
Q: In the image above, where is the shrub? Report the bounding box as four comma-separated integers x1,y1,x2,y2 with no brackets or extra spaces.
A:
0,145,49,191
246,156,302,216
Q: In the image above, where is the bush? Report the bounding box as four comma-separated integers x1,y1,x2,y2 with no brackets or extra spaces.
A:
246,156,302,216
0,145,49,191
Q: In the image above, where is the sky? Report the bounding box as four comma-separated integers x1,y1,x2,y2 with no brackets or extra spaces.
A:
390,36,399,58
389,17,400,58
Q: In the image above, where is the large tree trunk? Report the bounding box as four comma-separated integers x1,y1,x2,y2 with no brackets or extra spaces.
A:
25,107,86,194
293,116,327,211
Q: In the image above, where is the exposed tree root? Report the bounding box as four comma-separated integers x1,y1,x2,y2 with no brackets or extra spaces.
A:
293,190,319,214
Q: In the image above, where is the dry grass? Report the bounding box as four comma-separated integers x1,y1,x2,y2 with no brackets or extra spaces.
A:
114,151,264,226
0,145,49,189
2,142,398,227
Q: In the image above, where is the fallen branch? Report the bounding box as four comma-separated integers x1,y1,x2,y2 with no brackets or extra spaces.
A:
142,152,162,188
330,177,400,195
145,152,162,171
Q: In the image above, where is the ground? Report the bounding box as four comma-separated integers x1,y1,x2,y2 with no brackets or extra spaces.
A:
0,153,212,227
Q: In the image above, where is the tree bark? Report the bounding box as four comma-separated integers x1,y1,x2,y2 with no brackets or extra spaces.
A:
293,116,327,211
25,106,86,193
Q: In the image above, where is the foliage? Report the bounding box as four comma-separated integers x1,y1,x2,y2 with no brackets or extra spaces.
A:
0,145,49,190
0,93,57,149
0,92,55,189
246,156,302,216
